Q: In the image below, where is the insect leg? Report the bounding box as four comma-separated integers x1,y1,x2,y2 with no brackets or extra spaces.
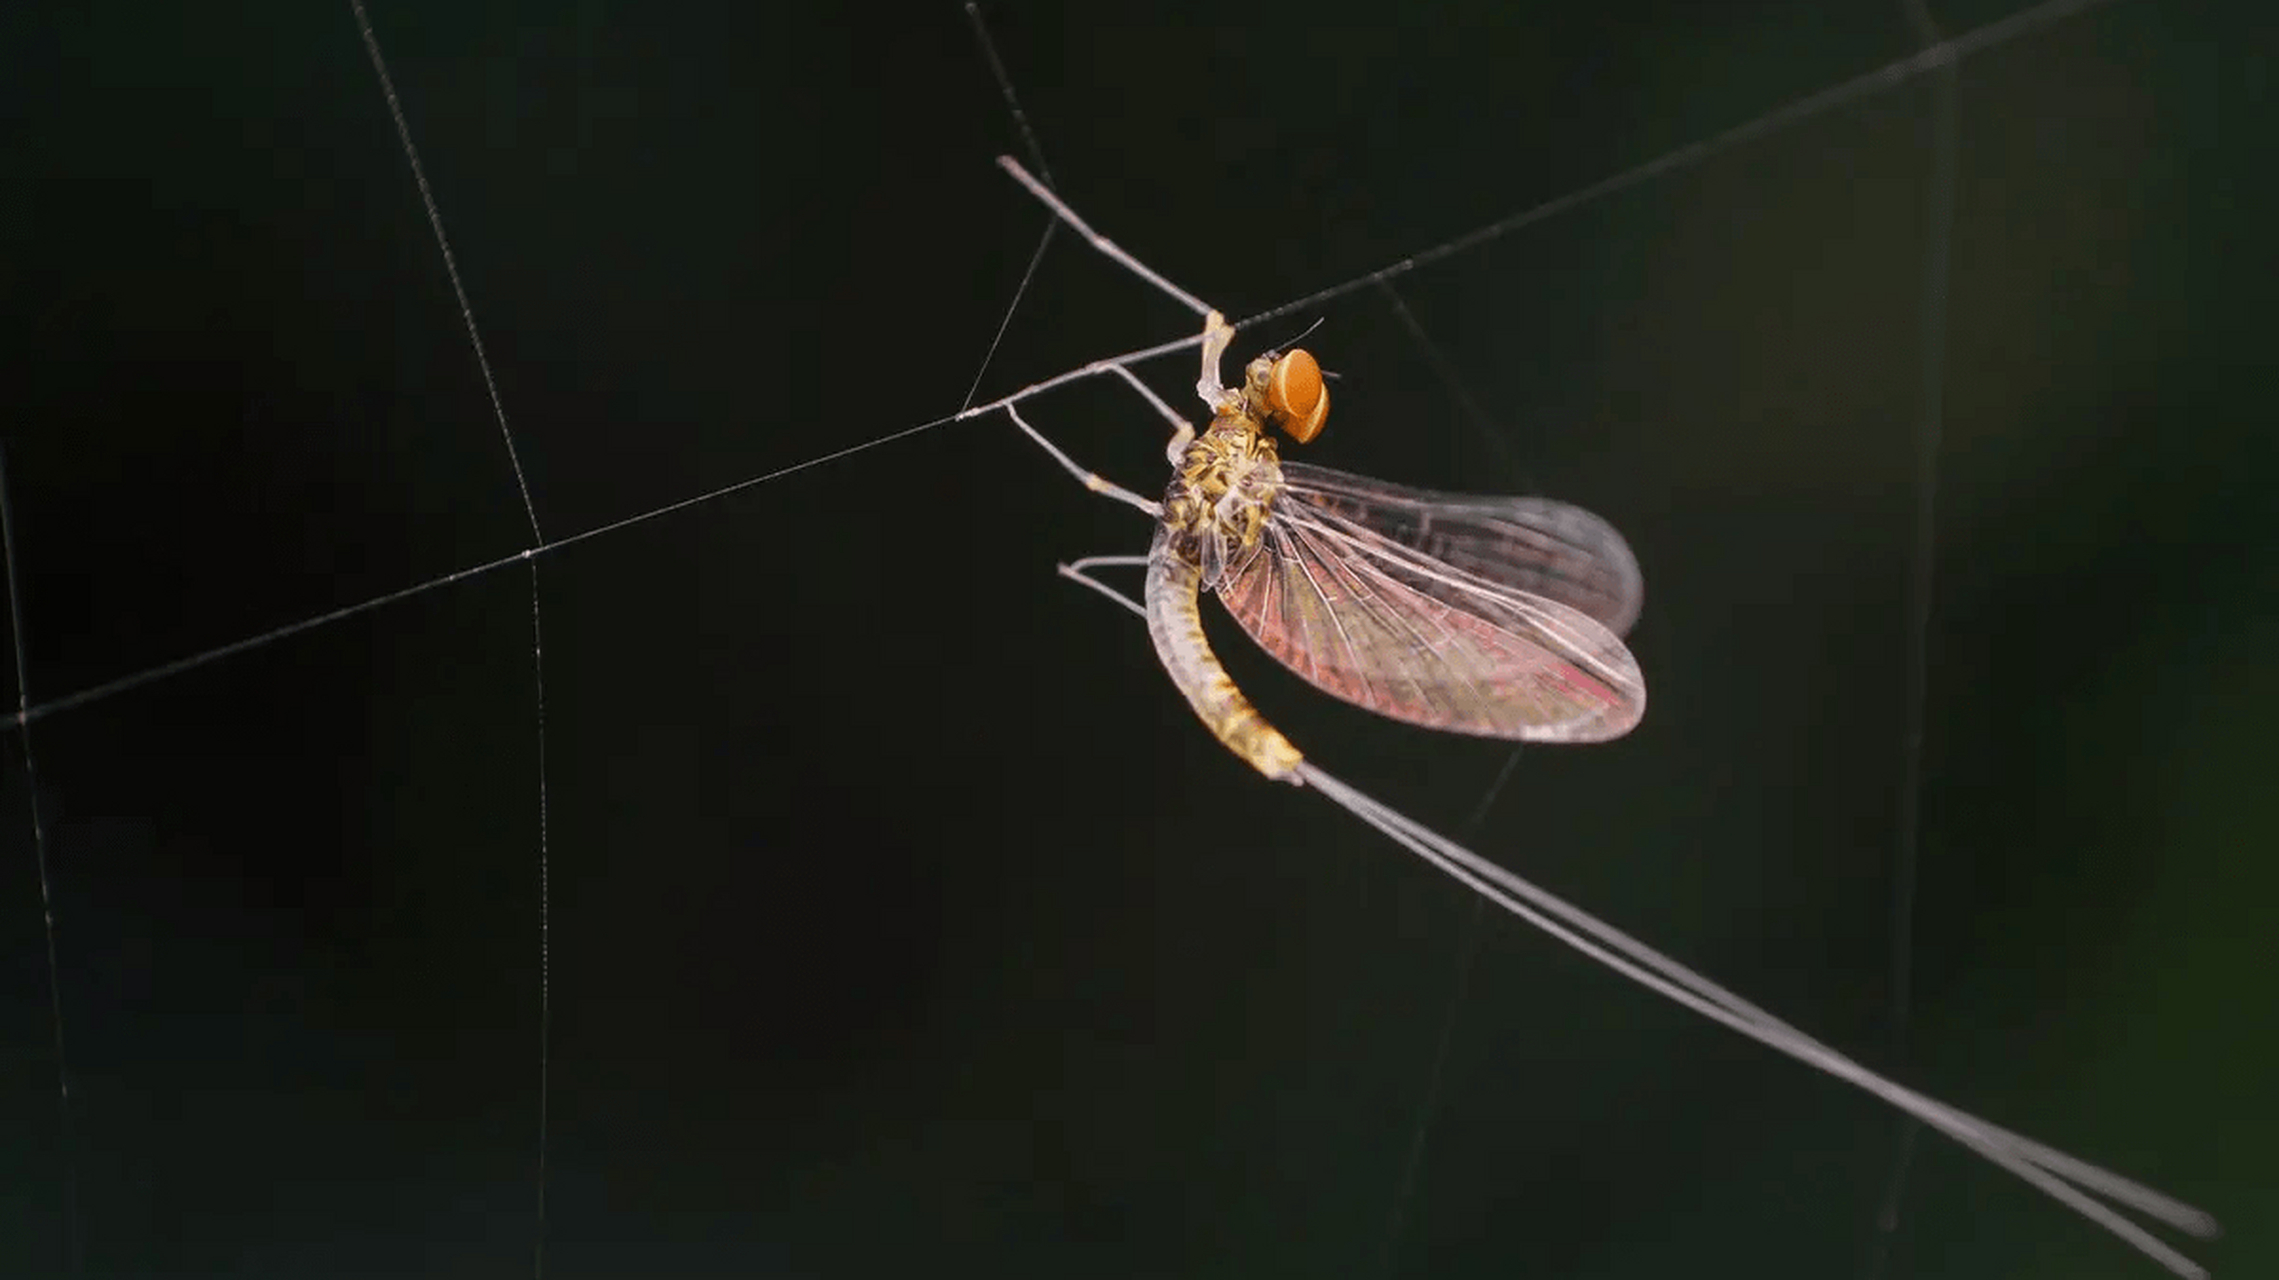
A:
1062,554,1150,573
1061,312,1237,465
1193,309,1238,418
1001,404,1162,517
996,158,1213,319
1055,556,1148,619
1096,363,1197,463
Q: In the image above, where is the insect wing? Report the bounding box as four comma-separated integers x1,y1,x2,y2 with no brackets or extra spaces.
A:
1277,462,1644,636
1215,469,1646,743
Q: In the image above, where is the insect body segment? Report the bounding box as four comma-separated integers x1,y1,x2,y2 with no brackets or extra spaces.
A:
1161,349,1296,589
1145,539,1306,783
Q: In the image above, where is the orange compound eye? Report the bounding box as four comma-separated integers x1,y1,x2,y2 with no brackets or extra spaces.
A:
1265,348,1328,443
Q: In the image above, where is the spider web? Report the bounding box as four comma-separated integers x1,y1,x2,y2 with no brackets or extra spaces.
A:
1,1,2264,1276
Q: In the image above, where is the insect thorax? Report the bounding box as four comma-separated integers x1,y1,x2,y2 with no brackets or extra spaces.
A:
1160,413,1283,588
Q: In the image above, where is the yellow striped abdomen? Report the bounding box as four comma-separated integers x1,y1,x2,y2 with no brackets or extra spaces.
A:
1144,529,1304,783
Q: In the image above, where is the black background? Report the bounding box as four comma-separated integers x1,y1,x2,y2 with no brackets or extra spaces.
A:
1,1,2272,1276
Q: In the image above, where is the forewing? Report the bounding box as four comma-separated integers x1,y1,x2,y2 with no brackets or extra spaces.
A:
1216,495,1645,743
1277,461,1644,636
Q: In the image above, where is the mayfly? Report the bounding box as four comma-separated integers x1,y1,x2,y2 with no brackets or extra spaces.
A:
967,157,2218,1276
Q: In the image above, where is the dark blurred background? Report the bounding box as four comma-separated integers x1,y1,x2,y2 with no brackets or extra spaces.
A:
0,1,2271,1276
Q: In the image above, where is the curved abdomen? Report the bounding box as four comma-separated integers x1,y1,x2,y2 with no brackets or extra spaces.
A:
1144,530,1304,783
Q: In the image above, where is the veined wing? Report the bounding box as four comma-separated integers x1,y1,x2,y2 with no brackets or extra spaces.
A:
1277,461,1644,636
1216,482,1646,743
